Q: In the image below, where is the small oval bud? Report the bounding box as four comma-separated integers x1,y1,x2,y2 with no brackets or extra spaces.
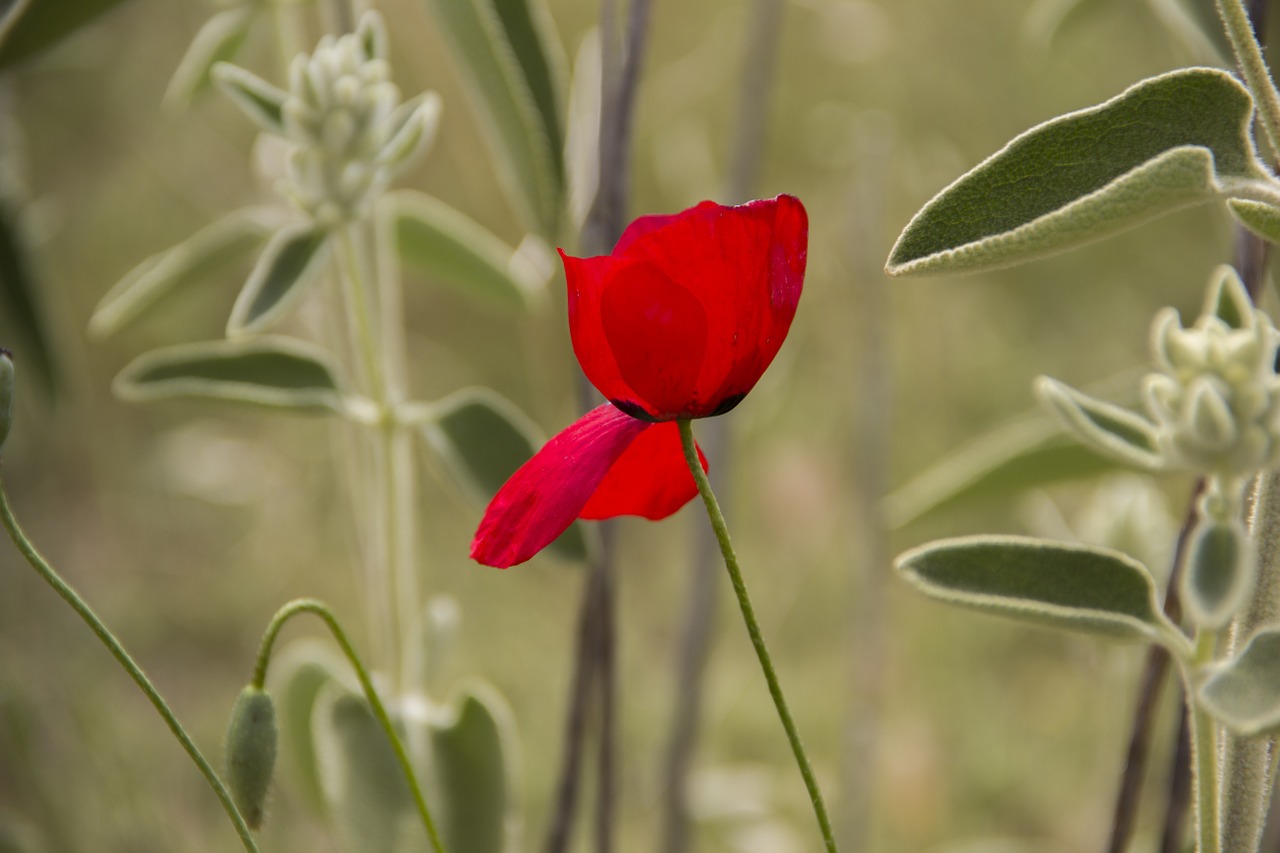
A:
0,349,13,452
225,686,278,830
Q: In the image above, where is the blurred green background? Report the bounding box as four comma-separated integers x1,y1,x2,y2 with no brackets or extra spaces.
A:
0,0,1245,850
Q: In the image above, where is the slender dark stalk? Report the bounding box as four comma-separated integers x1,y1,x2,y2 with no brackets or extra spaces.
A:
543,549,605,853
593,532,617,853
542,1,656,850
1106,480,1200,853
1160,699,1194,853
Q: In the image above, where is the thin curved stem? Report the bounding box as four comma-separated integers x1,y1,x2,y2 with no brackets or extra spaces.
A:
252,597,446,853
677,419,840,852
0,482,260,853
1219,0,1280,156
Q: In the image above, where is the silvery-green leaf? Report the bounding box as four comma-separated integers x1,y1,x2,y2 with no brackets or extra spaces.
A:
886,415,1120,529
0,200,56,394
1228,199,1280,245
896,535,1184,646
1035,376,1164,470
163,7,256,107
90,207,279,338
1201,627,1280,736
267,639,353,815
227,224,330,336
428,681,519,853
393,190,539,311
114,337,343,413
212,62,288,136
312,685,426,853
1182,519,1255,629
417,387,588,563
422,0,565,238
0,0,131,70
886,68,1269,277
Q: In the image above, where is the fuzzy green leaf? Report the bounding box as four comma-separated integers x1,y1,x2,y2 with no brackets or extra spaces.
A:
1035,377,1164,470
212,62,288,136
0,0,131,69
886,416,1120,528
1228,199,1280,245
392,191,538,311
0,200,56,394
114,338,343,412
90,207,279,338
420,388,588,563
896,535,1179,643
887,68,1268,276
422,0,565,238
164,8,256,107
312,686,426,853
428,682,517,853
1201,628,1280,736
227,224,330,336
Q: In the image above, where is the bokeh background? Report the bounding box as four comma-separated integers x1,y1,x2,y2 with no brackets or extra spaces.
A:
0,0,1249,850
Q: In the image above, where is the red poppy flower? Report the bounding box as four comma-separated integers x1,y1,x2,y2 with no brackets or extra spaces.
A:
471,194,808,568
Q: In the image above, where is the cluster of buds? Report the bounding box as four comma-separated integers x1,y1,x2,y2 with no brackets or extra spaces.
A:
1144,266,1280,480
216,12,439,227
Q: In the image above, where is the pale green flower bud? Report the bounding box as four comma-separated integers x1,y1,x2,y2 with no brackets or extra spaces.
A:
1142,266,1280,478
266,11,439,223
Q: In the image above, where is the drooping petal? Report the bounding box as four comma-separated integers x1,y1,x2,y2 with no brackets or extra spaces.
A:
580,421,707,520
599,262,708,419
471,405,651,568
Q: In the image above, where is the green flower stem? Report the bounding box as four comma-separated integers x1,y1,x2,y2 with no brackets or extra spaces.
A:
1184,629,1222,853
251,597,446,853
677,420,840,852
1218,0,1280,157
0,482,261,853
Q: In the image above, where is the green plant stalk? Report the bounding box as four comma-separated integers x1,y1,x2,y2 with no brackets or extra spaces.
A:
677,419,840,852
0,482,261,853
1218,0,1280,156
1221,472,1280,852
1184,629,1222,853
335,220,420,697
252,597,446,852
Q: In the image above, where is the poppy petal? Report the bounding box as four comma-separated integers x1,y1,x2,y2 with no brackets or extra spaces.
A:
471,405,651,568
580,421,708,520
612,201,719,256
562,250,642,410
599,261,709,419
614,195,808,414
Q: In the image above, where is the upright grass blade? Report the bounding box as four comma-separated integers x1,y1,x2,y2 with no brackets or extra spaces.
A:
421,0,565,238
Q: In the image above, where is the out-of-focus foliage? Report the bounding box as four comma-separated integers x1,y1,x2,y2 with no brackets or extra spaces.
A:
0,0,1241,851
